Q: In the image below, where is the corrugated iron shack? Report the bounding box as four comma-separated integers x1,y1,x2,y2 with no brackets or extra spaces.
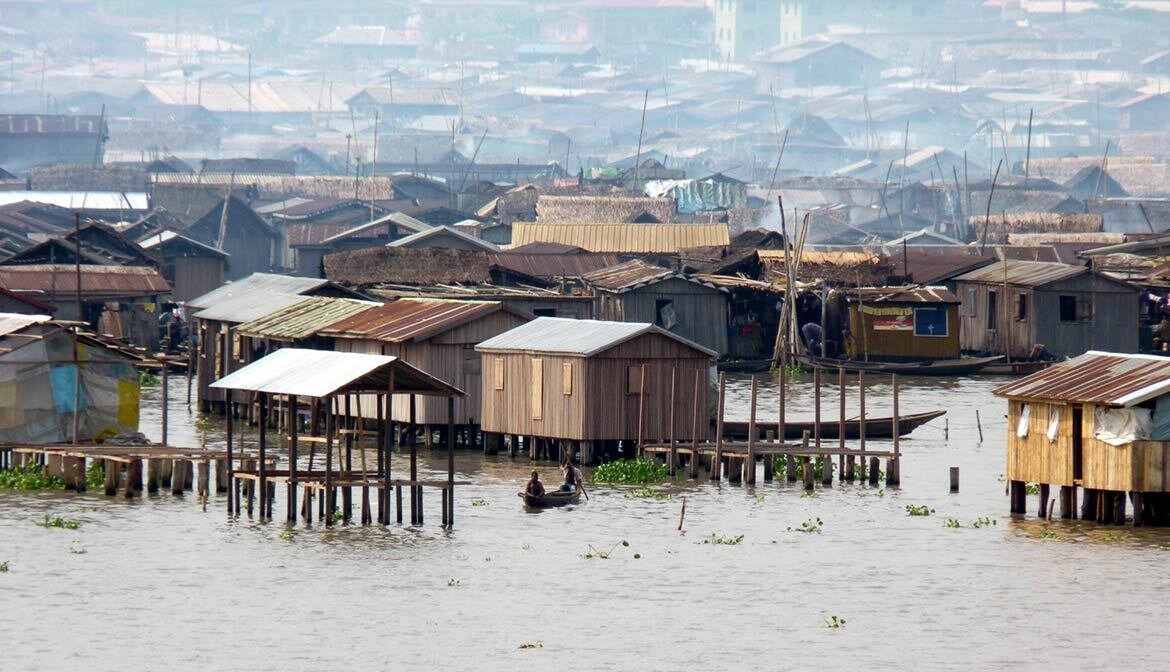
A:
847,286,961,361
954,260,1140,359
476,317,715,464
994,352,1170,525
320,299,532,441
582,259,730,356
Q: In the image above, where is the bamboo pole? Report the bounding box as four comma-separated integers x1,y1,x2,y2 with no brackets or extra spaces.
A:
746,376,758,486
689,369,701,479
713,373,726,481
668,368,677,476
636,364,647,457
838,367,845,477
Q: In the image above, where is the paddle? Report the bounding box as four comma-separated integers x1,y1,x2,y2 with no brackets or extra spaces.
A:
578,479,590,501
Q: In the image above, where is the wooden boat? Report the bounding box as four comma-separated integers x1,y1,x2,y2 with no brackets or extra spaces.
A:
717,358,775,374
979,360,1056,376
719,408,946,440
518,489,581,508
794,354,1003,377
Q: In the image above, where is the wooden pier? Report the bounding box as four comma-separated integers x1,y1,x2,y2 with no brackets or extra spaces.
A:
640,366,907,486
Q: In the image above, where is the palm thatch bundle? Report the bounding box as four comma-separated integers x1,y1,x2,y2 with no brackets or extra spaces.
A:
151,174,396,200
27,164,147,192
536,194,677,223
324,246,491,286
970,212,1103,244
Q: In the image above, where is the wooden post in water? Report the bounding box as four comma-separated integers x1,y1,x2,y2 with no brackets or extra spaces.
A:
838,368,845,478
1060,485,1075,519
668,368,677,476
950,467,960,492
888,374,900,486
636,364,647,457
410,395,419,525
385,373,395,525
689,369,701,479
781,365,793,483
712,373,726,481
161,362,169,446
258,393,269,520
813,367,822,450
325,399,334,526
447,396,455,527
288,394,298,523
857,371,866,481
746,375,758,485
225,389,234,513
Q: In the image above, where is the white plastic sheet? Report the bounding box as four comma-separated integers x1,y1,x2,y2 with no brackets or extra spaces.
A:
1093,406,1152,447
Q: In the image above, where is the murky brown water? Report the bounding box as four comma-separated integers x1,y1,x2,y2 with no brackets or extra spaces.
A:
3,373,1170,671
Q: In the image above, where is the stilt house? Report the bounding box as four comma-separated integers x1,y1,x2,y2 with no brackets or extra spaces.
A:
476,317,715,462
994,352,1170,526
847,286,961,361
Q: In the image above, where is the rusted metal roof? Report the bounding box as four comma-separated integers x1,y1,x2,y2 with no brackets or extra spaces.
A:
0,265,170,296
187,272,334,310
851,286,960,304
487,251,620,279
953,260,1088,287
993,351,1170,407
235,296,378,341
476,316,716,357
210,347,463,398
582,259,673,290
320,299,526,343
510,223,729,254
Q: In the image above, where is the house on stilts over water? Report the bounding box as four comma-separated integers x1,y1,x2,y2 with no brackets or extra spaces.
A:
994,351,1170,526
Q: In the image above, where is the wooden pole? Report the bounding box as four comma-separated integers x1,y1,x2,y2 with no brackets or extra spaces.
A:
288,394,298,523
447,396,455,528
858,371,866,482
226,393,235,512
950,467,960,493
410,395,419,525
385,371,394,525
813,367,822,450
160,362,169,446
668,368,677,476
636,364,647,457
746,375,758,485
713,373,726,481
837,366,845,476
689,369,701,479
325,398,334,526
258,393,268,520
889,374,900,486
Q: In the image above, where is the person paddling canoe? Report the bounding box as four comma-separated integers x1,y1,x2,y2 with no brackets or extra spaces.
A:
525,470,545,497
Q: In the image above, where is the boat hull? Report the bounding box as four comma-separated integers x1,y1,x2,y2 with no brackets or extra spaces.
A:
719,409,946,440
519,490,581,508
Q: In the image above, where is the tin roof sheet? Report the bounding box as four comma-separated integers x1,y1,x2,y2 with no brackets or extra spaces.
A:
320,299,522,343
234,296,378,341
852,286,960,304
210,347,462,398
993,351,1170,407
510,223,729,254
953,260,1087,287
581,259,673,290
187,273,332,310
0,265,170,296
192,292,307,324
0,312,51,337
476,316,716,357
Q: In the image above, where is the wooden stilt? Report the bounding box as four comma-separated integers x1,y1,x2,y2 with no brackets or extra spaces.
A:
746,375,757,486
690,369,702,479
838,367,845,478
258,393,269,520
1038,484,1050,518
888,374,900,486
668,368,678,477
713,373,726,481
856,371,866,482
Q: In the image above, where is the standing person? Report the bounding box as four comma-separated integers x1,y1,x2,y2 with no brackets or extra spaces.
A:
560,460,582,492
525,470,545,497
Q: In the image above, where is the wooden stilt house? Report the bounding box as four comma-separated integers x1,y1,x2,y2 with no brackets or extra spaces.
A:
476,317,715,463
994,352,1170,526
318,299,533,441
847,286,961,361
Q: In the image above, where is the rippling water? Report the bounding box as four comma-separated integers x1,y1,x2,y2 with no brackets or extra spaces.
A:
3,373,1170,671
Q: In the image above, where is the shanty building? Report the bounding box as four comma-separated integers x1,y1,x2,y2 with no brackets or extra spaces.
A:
847,286,961,361
994,352,1170,525
231,296,377,367
319,299,532,441
0,264,170,348
954,260,1140,359
138,230,228,302
582,259,729,356
476,317,715,463
186,196,278,281
189,272,368,412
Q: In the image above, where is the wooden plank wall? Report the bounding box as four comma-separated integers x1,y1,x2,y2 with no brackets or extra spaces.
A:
1033,278,1140,358
1005,399,1073,485
171,256,225,303
956,282,1034,358
848,303,959,360
479,352,586,439
598,278,729,355
1079,406,1170,492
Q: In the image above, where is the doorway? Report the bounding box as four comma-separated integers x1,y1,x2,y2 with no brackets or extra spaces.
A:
1072,406,1083,480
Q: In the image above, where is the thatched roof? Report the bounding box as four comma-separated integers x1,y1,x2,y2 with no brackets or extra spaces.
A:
27,164,147,192
1065,165,1128,198
536,194,677,223
151,173,396,200
969,212,1103,244
324,246,492,286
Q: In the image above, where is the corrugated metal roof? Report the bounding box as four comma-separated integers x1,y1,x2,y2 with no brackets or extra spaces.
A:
187,273,331,310
321,299,522,343
0,312,51,337
235,296,378,341
993,351,1170,407
853,286,960,304
0,265,170,296
192,292,307,324
510,223,729,254
210,347,462,398
386,225,499,251
138,230,229,257
953,260,1088,287
0,191,148,210
476,316,716,357
582,259,673,290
